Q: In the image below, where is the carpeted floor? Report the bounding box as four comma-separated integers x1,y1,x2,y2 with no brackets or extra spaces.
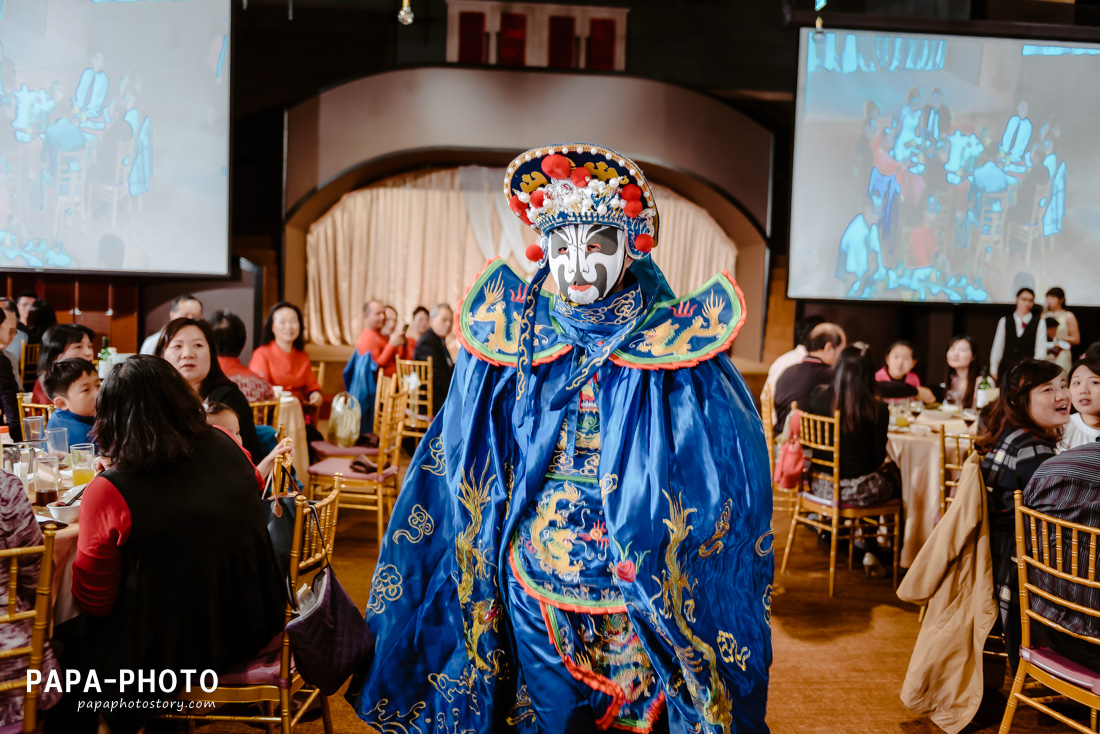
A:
194,503,1077,734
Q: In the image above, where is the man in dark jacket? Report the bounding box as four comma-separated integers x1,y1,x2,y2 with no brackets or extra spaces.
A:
0,305,24,441
413,303,455,416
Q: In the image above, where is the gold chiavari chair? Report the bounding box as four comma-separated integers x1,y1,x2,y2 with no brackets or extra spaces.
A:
163,485,340,734
309,374,394,461
250,399,281,429
395,357,434,444
16,393,54,424
308,388,407,542
1000,491,1100,734
940,431,977,518
310,361,326,390
20,343,39,391
780,403,902,597
0,523,57,733
760,385,795,516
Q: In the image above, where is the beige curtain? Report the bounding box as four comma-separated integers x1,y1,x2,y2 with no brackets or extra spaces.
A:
305,167,738,346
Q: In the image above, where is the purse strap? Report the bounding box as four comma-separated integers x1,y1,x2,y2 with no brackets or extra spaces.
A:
286,508,333,614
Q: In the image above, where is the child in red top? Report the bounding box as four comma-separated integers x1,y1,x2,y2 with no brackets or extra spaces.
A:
875,340,923,389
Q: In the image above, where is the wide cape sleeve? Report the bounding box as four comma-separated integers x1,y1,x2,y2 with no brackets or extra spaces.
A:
351,346,773,734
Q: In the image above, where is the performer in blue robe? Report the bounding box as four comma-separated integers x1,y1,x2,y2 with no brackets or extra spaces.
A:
350,144,773,733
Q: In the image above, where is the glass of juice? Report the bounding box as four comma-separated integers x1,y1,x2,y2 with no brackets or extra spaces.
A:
71,443,96,487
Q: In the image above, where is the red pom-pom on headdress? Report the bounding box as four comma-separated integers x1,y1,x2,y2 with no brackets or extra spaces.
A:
633,234,654,253
518,210,532,226
509,194,526,214
530,190,545,208
525,244,544,262
570,167,591,187
541,154,572,181
623,200,643,218
620,183,642,202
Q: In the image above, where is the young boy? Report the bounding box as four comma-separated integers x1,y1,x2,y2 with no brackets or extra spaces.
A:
43,358,99,447
204,401,293,481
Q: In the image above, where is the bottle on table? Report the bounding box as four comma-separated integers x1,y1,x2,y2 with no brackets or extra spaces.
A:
98,337,112,379
976,368,993,409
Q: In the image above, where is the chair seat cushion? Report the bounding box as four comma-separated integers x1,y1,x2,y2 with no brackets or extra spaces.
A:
1021,646,1100,694
801,492,901,513
0,722,23,734
310,440,379,458
309,457,399,482
219,633,293,686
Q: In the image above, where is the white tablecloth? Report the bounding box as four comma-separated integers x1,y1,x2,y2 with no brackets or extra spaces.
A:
888,416,970,568
278,395,309,478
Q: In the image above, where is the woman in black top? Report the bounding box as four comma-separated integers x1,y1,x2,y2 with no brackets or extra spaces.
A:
806,343,899,507
50,356,284,734
156,318,262,462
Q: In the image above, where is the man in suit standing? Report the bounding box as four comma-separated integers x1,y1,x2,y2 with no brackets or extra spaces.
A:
413,303,455,416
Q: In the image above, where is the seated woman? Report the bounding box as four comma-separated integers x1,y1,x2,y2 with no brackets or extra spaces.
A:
248,302,322,426
30,324,95,404
1062,357,1100,449
977,358,1068,672
0,469,61,728
62,356,285,733
209,310,274,402
937,336,993,409
156,318,262,463
807,343,901,574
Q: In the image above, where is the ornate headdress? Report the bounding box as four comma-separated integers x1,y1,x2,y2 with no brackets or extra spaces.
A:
503,144,660,265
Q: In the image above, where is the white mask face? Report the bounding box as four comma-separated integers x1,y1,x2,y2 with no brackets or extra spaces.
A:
548,224,627,306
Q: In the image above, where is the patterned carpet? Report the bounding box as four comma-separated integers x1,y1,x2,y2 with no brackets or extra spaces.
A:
191,503,1075,734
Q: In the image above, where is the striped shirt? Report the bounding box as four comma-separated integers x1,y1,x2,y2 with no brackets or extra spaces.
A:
1023,440,1100,639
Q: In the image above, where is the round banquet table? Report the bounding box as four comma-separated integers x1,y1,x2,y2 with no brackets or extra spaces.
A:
887,412,971,568
278,394,309,478
23,472,82,627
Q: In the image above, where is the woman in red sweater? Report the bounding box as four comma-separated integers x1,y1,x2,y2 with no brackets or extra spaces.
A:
249,301,322,423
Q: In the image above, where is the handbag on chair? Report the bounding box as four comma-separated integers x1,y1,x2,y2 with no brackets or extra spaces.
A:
264,460,301,578
773,409,805,491
286,513,374,695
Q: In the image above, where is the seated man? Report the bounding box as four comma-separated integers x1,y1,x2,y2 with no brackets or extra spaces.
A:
1022,440,1100,670
774,322,846,434
761,315,824,420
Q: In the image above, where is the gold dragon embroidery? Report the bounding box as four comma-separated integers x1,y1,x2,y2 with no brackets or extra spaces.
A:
454,459,502,672
359,699,426,734
506,686,536,726
367,564,403,614
471,276,520,354
698,499,733,559
422,436,446,476
635,293,727,359
652,491,734,732
717,631,751,671
529,483,584,582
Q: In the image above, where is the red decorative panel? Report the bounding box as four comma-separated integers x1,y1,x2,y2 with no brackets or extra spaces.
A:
499,13,526,67
547,16,575,69
587,18,616,71
457,11,486,64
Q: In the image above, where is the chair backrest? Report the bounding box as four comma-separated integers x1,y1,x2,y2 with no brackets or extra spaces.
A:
395,357,434,420
795,402,841,493
16,393,54,424
1014,490,1100,654
0,524,57,732
300,477,341,571
373,373,396,435
376,387,409,469
939,431,977,516
21,344,39,388
760,386,776,471
250,399,281,429
311,361,326,390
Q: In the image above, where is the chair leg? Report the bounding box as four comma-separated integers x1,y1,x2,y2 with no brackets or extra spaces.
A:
280,687,292,734
321,694,334,734
780,497,801,575
917,605,927,625
828,514,839,597
376,492,385,549
892,511,901,589
999,662,1029,734
847,520,854,570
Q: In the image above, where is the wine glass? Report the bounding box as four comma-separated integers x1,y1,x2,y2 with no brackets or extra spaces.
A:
909,401,925,420
961,408,979,430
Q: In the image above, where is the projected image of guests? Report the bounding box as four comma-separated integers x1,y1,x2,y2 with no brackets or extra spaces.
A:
790,29,1091,306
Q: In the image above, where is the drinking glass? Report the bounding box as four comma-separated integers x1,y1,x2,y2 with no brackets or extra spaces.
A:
22,415,45,441
909,401,925,420
2,445,20,475
46,426,69,460
34,454,59,507
961,409,979,430
71,443,96,486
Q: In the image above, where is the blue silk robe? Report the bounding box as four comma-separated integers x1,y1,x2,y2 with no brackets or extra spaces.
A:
352,258,773,733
